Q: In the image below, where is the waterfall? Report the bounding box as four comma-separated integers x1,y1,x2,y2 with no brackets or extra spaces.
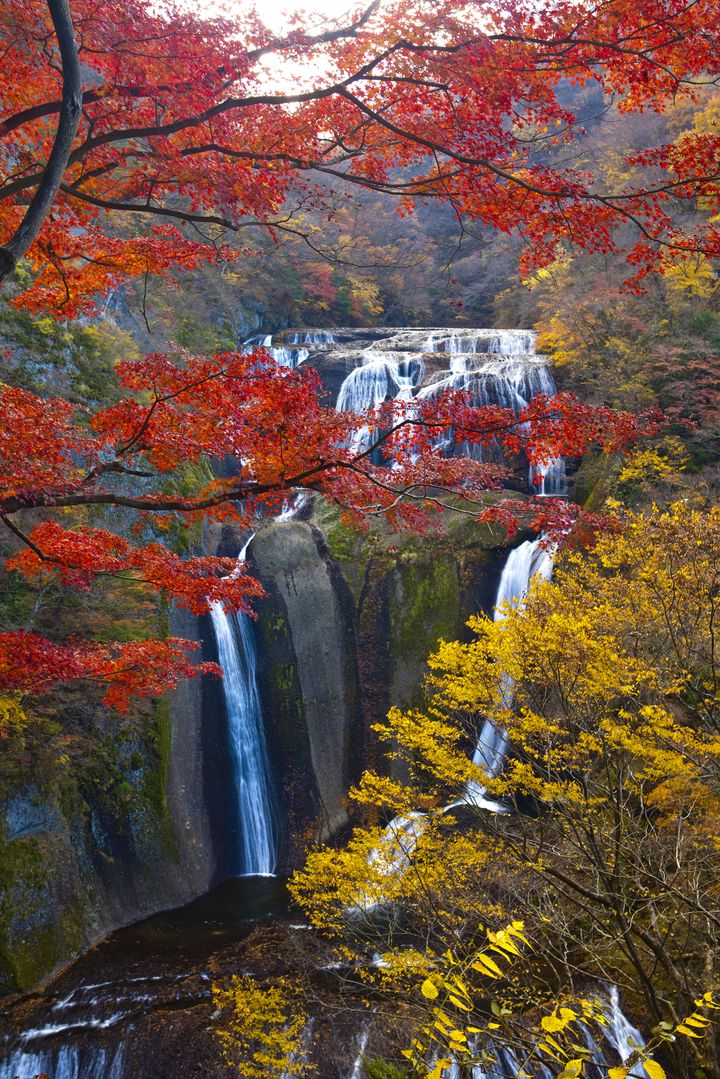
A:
602,986,648,1077
465,537,553,807
345,1026,370,1079
422,329,535,356
532,456,566,497
210,538,277,876
0,1043,126,1079
280,1019,315,1078
336,353,423,454
268,345,309,369
241,335,309,368
333,328,566,491
429,985,647,1079
288,330,337,345
277,490,309,521
243,333,273,348
336,352,423,413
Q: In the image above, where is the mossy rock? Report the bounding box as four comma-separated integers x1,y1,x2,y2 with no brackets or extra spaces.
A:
573,451,623,509
389,551,461,665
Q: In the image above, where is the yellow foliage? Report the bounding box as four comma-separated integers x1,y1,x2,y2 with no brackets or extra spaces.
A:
617,438,688,491
0,694,29,739
661,253,717,299
288,504,720,1075
212,975,311,1077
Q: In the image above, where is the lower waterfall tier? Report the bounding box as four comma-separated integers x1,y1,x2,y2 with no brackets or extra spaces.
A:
0,494,513,995
0,878,647,1079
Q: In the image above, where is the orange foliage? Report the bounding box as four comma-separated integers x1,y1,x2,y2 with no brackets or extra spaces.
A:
0,0,718,310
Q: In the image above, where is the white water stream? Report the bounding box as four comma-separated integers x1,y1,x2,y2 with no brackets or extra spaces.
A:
0,1044,126,1079
209,537,277,877
464,536,554,808
335,328,566,494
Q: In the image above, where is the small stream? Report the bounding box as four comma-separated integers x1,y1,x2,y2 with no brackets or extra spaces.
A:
0,878,294,1079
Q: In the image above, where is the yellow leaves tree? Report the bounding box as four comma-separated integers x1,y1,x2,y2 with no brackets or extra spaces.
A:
212,976,311,1077
661,253,717,302
289,503,720,1078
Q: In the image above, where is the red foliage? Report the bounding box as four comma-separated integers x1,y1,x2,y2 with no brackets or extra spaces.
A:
5,521,265,614
0,355,659,710
0,631,218,712
0,0,718,309
0,0,703,708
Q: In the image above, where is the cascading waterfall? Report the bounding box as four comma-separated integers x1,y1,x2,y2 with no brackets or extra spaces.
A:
465,536,554,808
267,344,309,368
242,333,309,368
336,355,396,414
422,329,535,355
0,974,143,1079
336,352,424,454
334,328,566,496
241,332,273,348
280,1019,316,1079
336,353,424,412
209,537,277,876
600,986,648,1077
288,330,337,345
346,1026,371,1079
277,490,309,521
356,533,651,1079
532,455,566,497
344,330,567,879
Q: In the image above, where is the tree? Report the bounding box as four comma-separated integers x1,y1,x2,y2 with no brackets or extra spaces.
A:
0,349,644,709
289,503,720,1077
522,85,720,456
1,0,719,312
0,0,715,708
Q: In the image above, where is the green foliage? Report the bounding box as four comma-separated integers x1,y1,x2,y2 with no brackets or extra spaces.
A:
0,297,135,405
363,1059,410,1079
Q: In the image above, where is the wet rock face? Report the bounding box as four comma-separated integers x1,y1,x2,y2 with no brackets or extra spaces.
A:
4,792,59,842
0,610,212,999
166,606,216,895
237,500,509,865
251,521,357,852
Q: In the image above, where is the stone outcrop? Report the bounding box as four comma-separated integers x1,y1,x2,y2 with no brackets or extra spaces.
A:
237,497,512,871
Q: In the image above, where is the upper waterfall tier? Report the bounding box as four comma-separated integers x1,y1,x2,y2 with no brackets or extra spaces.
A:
265,326,553,407
259,326,564,494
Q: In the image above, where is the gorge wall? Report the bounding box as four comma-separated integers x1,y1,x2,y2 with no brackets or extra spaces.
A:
0,325,558,995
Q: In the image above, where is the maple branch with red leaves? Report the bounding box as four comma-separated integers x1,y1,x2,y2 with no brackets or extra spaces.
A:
0,0,704,714
0,0,718,311
0,346,656,708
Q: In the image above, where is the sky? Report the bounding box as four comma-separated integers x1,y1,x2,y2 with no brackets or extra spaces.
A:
230,0,369,33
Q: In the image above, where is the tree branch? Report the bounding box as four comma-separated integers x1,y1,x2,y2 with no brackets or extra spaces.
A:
0,0,82,283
